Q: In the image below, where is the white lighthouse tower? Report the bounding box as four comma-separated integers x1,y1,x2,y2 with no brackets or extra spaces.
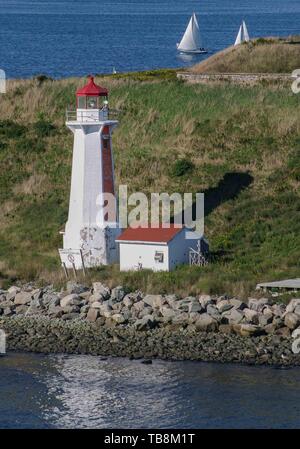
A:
59,76,121,269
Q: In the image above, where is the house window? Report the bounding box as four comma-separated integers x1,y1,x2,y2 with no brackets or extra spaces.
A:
154,251,164,263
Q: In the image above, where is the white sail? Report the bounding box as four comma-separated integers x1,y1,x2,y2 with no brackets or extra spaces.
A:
178,13,202,52
243,21,250,42
234,25,243,46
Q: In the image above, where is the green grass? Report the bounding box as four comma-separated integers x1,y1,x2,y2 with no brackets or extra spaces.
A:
0,71,299,297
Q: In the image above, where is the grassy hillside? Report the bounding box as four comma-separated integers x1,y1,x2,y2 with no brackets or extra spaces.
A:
191,37,300,74
0,71,300,296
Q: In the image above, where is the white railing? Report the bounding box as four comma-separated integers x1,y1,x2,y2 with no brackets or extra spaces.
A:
66,108,118,122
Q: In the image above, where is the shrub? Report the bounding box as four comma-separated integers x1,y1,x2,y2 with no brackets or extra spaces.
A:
33,120,56,137
170,158,194,177
0,120,26,138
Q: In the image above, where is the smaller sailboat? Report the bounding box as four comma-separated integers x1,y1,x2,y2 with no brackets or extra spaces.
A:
234,21,250,46
177,13,207,54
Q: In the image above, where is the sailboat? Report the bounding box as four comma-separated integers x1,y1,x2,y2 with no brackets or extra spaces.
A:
234,21,250,46
177,12,207,54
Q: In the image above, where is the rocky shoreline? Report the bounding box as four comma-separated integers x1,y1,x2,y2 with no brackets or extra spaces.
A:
1,282,300,365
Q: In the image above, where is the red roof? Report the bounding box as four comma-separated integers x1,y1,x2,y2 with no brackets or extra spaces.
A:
76,76,108,97
116,225,183,244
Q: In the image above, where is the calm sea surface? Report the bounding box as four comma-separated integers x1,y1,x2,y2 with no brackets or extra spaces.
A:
0,0,300,78
1,352,300,429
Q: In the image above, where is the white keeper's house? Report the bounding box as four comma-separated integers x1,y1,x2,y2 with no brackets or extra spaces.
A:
116,225,208,272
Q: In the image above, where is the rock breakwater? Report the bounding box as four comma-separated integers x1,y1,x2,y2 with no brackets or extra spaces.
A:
1,282,300,365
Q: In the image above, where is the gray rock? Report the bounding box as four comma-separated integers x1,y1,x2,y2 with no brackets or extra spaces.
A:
0,300,15,310
139,306,153,318
207,304,221,321
222,309,244,324
284,313,300,330
143,294,162,308
229,298,247,310
286,298,300,314
111,286,126,302
3,307,14,316
6,286,21,301
48,306,64,318
87,308,100,322
123,294,135,308
216,300,233,314
132,300,145,312
92,282,111,300
62,305,80,314
244,308,259,324
112,313,127,324
90,301,102,309
14,292,32,305
294,305,300,317
60,294,81,308
134,315,158,331
239,324,264,337
165,294,179,308
198,294,213,309
61,313,80,321
272,304,285,318
188,301,202,314
15,305,29,315
160,306,176,320
99,304,113,318
195,314,218,332
80,305,90,314
66,281,88,295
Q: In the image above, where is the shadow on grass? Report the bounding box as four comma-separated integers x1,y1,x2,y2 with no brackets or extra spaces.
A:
173,171,254,224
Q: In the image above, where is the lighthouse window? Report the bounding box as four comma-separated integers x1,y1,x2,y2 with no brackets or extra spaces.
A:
77,96,86,109
87,96,98,109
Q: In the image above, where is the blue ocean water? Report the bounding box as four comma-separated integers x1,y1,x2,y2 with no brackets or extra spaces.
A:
1,352,300,429
0,0,300,78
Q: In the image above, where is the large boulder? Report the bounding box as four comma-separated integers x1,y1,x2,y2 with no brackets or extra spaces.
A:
111,286,127,303
123,294,135,308
239,324,264,337
14,292,32,305
198,295,213,309
206,304,221,322
195,313,218,332
92,282,111,300
216,300,233,314
188,300,202,314
111,313,127,324
160,306,176,319
143,294,163,308
286,298,300,314
134,315,158,331
99,303,113,318
66,281,88,295
244,308,259,324
60,294,81,308
6,286,21,301
284,313,300,330
229,298,247,310
222,308,244,324
87,308,100,322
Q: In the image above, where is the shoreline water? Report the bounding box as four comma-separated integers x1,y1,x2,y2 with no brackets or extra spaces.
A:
1,283,300,366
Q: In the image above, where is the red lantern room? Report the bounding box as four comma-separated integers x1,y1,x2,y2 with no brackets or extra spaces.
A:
76,75,108,109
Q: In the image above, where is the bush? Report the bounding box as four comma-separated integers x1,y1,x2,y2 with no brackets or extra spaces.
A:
0,120,26,138
33,120,56,137
170,158,194,177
